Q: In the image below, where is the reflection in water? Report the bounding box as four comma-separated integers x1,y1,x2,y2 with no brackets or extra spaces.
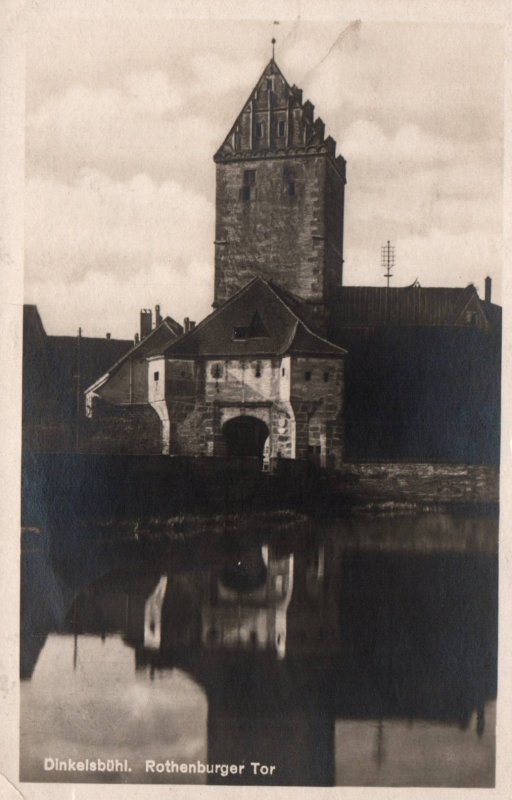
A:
20,514,498,786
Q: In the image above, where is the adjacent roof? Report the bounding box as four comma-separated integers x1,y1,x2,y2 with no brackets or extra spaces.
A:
49,336,133,390
333,284,499,329
84,317,183,394
214,59,346,178
162,277,346,359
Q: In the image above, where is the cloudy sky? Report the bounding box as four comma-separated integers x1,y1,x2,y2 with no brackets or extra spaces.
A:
25,11,504,338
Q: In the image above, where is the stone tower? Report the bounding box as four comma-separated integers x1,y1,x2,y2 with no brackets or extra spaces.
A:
213,59,346,327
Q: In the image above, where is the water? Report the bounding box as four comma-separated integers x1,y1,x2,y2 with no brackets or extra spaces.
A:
20,512,498,786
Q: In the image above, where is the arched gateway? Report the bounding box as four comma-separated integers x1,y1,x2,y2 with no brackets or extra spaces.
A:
222,416,269,459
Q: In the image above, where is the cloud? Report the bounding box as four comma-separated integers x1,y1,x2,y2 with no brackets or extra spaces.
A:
284,21,503,143
25,170,215,335
344,227,501,302
343,120,462,165
26,259,214,340
27,78,225,185
191,52,263,97
24,18,504,336
26,169,213,273
346,162,502,232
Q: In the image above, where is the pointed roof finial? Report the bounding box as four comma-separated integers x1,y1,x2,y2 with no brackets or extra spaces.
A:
271,37,276,60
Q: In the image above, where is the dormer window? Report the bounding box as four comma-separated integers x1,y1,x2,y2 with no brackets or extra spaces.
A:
232,326,249,340
232,312,269,342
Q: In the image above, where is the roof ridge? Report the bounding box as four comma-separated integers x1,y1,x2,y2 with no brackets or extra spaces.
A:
84,316,181,395
279,318,300,355
163,276,265,356
262,279,347,354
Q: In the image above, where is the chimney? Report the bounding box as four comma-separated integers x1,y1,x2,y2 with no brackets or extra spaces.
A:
155,304,163,326
485,276,492,303
134,332,140,344
184,316,190,333
140,308,152,339
189,320,196,330
106,332,111,339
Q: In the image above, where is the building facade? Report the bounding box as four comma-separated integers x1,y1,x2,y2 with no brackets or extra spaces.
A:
148,278,345,468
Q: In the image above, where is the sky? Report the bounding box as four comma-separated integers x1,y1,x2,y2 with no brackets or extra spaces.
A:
24,12,504,338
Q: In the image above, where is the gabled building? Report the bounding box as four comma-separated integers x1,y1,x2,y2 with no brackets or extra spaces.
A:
23,304,133,452
332,281,499,332
85,312,183,416
330,281,501,464
148,277,345,467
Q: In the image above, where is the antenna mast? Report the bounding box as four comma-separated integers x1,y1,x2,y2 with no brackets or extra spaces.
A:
381,240,395,288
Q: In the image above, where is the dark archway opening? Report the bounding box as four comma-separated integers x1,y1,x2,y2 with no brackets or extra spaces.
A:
222,416,269,459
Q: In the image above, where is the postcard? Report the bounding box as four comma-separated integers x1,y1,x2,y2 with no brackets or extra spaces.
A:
1,1,511,798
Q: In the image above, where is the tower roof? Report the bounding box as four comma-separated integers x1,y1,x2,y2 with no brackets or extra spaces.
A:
214,59,345,177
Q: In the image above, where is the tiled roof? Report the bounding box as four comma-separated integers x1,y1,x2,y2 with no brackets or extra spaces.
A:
163,277,346,359
84,317,183,393
48,335,133,398
333,284,498,328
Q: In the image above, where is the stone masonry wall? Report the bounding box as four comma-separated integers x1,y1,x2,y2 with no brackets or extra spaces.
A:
80,404,161,454
291,356,344,468
342,462,499,504
214,156,330,306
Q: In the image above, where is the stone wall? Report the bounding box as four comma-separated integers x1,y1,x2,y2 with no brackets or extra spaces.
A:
290,356,344,468
341,462,499,504
79,405,161,454
214,154,343,308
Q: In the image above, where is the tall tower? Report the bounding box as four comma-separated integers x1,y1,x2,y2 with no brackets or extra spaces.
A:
213,59,346,325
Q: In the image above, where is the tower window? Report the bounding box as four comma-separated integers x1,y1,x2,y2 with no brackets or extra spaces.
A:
284,167,295,197
242,169,256,201
266,78,273,90
255,361,262,378
153,371,159,381
278,120,285,137
305,371,312,382
255,121,264,138
211,363,223,379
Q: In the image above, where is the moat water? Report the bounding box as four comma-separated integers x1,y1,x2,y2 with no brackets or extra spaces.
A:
20,512,498,786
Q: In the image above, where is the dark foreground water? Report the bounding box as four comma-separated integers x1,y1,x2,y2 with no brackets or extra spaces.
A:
20,512,498,787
